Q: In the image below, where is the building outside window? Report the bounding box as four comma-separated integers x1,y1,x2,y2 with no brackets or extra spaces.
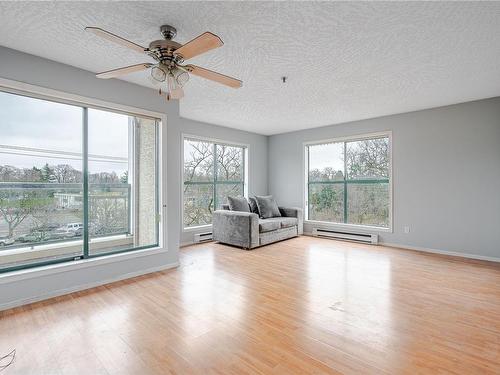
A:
183,137,247,229
305,132,391,230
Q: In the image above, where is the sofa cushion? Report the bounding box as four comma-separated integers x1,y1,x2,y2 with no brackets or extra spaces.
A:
248,197,260,215
280,217,298,228
259,217,298,232
259,218,281,233
260,225,298,246
255,195,281,219
227,196,250,212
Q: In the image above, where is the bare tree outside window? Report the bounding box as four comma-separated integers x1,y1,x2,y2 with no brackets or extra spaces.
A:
0,191,52,238
183,139,245,228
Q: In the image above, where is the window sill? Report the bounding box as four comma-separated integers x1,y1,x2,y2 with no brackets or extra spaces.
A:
304,220,393,233
0,246,168,284
0,234,137,269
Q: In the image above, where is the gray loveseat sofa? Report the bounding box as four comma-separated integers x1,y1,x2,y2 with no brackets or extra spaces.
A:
212,198,303,249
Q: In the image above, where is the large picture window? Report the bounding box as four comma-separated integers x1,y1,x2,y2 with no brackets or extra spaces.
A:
183,137,246,229
305,133,391,229
0,89,160,272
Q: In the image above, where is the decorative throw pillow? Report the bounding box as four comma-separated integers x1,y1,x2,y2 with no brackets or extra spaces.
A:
248,197,260,215
227,196,250,212
254,195,281,219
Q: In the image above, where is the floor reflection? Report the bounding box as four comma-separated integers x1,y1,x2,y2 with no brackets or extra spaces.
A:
179,247,247,339
306,240,393,350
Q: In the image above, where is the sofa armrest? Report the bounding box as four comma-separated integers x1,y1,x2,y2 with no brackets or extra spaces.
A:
279,207,303,235
212,210,259,248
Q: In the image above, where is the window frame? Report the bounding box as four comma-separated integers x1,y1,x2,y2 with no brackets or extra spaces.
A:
303,131,393,233
0,77,167,273
181,133,249,231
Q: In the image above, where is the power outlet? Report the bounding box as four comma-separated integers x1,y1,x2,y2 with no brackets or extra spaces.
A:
403,226,410,234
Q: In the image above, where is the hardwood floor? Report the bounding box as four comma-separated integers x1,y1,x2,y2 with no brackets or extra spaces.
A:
1,237,500,374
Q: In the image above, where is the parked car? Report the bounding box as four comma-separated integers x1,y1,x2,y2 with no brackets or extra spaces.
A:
59,223,84,233
17,231,52,243
52,229,77,239
52,223,84,239
0,236,15,247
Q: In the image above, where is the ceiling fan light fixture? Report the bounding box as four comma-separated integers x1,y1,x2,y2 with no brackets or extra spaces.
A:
151,65,167,82
175,70,190,86
167,72,177,91
165,72,185,101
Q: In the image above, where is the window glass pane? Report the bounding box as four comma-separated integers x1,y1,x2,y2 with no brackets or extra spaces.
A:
0,91,83,270
88,109,158,256
308,183,344,222
307,135,391,227
184,139,214,182
347,182,389,227
183,139,247,229
216,145,244,181
346,137,389,180
308,143,344,182
183,184,214,227
216,183,244,210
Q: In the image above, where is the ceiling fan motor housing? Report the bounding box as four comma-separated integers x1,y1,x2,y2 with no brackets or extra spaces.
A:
147,25,183,63
148,39,183,62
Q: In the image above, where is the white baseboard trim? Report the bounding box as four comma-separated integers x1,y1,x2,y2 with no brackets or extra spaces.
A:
0,261,179,312
380,242,500,263
180,240,215,248
304,231,500,263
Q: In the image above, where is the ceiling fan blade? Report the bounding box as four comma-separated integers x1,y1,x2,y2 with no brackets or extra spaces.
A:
186,65,242,88
167,87,184,100
174,32,223,60
96,63,153,79
85,27,147,54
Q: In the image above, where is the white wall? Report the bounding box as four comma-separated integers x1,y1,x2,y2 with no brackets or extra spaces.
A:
0,46,268,308
269,98,500,259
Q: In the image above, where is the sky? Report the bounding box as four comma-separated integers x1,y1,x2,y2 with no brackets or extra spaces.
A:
308,142,344,172
0,91,131,174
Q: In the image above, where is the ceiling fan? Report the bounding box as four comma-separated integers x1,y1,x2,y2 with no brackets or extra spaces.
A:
85,24,242,100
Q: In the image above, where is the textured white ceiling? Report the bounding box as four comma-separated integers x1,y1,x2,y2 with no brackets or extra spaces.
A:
0,2,500,135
